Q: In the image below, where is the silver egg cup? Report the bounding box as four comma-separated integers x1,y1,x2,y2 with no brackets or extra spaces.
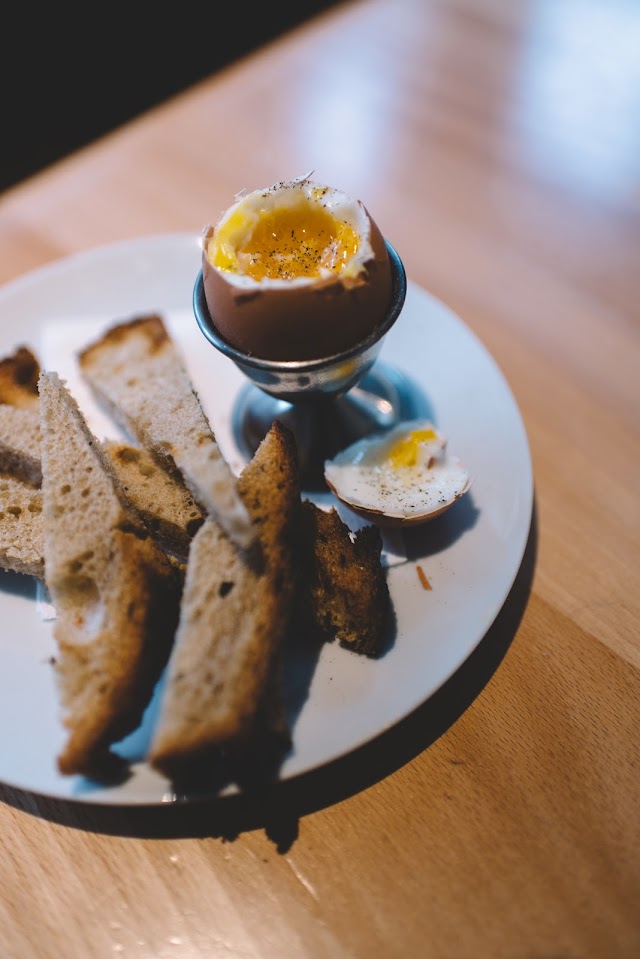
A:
193,240,412,488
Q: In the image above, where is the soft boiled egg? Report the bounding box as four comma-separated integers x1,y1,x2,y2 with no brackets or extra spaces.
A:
324,420,471,527
201,175,393,361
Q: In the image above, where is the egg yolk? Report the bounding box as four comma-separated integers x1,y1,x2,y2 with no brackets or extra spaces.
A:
386,428,438,467
212,204,360,281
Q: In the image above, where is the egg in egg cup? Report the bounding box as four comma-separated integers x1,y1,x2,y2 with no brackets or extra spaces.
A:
193,177,410,486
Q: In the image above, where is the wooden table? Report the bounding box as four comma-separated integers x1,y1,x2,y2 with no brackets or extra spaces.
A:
1,1,638,955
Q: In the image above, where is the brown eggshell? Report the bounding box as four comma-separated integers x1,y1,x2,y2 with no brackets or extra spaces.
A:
325,477,471,527
201,214,393,361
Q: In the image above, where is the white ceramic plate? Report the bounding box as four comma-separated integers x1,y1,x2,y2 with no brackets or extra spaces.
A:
0,233,533,804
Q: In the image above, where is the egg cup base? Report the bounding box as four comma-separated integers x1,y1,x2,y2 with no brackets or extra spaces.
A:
232,360,427,491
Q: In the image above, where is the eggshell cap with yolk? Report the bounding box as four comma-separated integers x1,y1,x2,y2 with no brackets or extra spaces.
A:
201,179,393,361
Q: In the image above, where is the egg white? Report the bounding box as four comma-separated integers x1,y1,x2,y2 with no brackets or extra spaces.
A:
324,420,471,526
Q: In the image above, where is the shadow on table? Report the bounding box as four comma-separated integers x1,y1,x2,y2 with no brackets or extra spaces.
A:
1,498,537,852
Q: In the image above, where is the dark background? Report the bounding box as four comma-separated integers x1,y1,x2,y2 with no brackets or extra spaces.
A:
1,2,342,193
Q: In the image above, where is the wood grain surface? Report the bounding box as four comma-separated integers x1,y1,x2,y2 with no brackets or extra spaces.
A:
1,1,639,956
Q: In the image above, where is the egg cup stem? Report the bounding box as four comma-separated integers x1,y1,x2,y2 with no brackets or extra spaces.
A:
232,362,422,490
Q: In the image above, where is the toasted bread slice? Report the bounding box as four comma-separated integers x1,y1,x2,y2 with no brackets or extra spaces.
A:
78,314,255,549
148,420,300,783
39,371,182,777
0,473,44,578
297,500,391,657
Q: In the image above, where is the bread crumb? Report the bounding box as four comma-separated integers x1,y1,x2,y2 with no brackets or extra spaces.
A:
416,564,432,590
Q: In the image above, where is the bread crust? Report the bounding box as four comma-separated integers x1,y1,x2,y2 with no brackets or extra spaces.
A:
297,500,391,657
0,346,40,409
